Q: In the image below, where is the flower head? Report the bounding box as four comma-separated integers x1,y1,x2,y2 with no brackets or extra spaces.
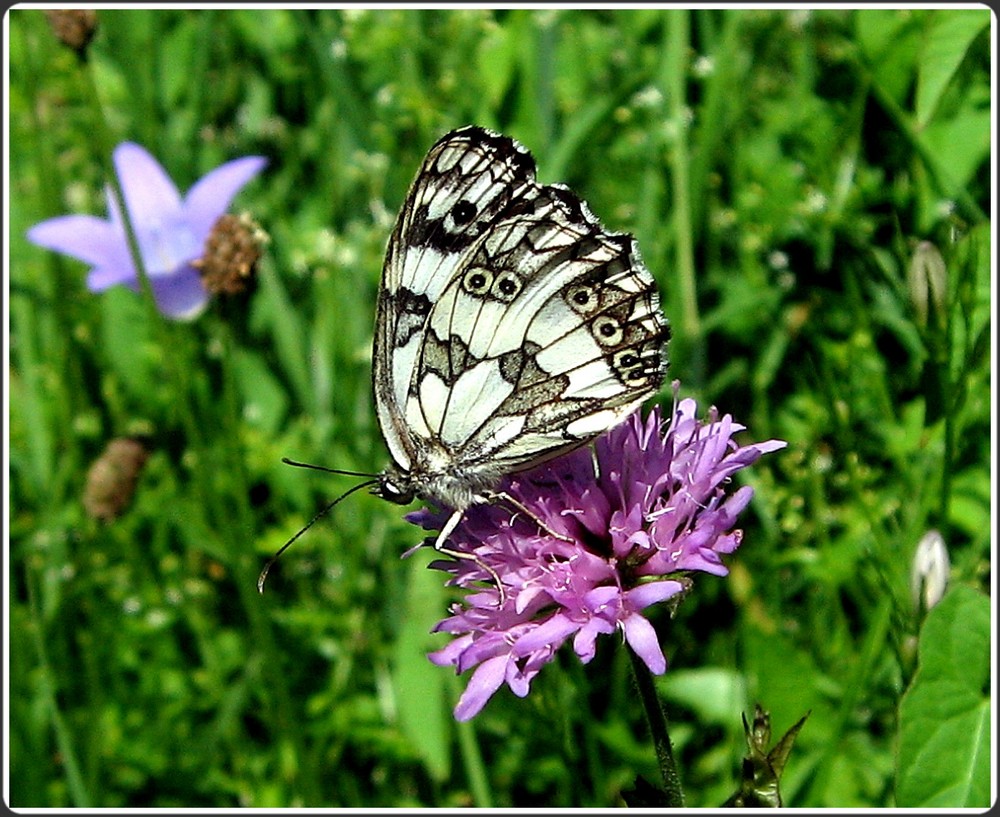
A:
410,391,786,720
27,142,267,320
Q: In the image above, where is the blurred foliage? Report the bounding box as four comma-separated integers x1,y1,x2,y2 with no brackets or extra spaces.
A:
7,7,991,808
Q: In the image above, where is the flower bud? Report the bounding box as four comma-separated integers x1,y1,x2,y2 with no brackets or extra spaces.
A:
83,437,150,522
44,10,98,58
193,212,267,297
911,529,949,613
907,241,947,329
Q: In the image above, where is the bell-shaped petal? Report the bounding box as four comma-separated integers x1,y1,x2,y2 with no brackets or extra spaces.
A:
27,141,267,321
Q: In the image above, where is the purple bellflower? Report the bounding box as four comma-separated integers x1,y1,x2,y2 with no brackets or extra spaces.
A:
408,390,786,720
27,142,267,320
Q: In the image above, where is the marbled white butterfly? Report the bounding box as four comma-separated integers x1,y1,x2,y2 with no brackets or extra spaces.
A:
371,126,669,550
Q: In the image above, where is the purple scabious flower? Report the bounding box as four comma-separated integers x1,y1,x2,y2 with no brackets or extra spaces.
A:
409,391,786,721
27,142,267,320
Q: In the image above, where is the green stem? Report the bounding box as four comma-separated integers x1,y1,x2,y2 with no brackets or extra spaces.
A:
215,319,319,802
663,10,703,387
26,566,92,807
76,54,162,327
448,675,494,807
76,45,208,449
628,646,684,806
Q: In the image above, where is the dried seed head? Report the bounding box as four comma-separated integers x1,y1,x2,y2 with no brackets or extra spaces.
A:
193,212,268,296
83,437,150,522
44,9,99,58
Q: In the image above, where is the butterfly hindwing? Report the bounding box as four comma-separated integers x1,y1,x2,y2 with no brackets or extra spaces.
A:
373,126,668,508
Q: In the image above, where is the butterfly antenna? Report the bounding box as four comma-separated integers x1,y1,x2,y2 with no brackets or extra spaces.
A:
280,457,378,479
257,477,380,593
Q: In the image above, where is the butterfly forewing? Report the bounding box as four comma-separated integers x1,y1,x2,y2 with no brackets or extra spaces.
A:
373,126,668,510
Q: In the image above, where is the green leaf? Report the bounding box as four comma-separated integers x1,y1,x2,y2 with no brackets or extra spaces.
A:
476,24,515,109
658,667,748,726
896,585,990,807
915,9,990,127
99,287,157,401
393,554,452,782
854,9,923,107
918,108,991,191
231,347,289,435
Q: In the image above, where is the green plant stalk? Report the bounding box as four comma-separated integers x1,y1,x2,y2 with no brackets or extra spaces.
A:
215,318,321,802
76,38,209,456
936,238,977,542
663,10,703,386
628,646,684,806
448,675,494,807
25,567,92,807
18,18,88,490
76,56,163,330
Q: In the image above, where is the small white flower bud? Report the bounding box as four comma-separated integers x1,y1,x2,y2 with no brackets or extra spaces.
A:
907,241,947,329
911,529,950,613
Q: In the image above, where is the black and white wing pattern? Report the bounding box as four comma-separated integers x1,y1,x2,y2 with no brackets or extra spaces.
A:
373,126,668,512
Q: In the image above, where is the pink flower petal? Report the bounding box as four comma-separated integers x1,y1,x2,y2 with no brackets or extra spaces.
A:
454,654,510,721
512,614,578,656
625,580,685,611
572,617,615,663
622,614,667,674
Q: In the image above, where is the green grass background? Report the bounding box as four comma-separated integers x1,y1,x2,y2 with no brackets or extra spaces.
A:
6,7,992,808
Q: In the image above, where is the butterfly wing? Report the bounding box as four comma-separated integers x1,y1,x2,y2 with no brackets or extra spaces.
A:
373,127,536,475
374,126,668,499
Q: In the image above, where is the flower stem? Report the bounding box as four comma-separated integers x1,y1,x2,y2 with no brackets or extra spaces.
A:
26,565,92,806
663,9,704,388
449,679,494,807
74,47,204,445
628,646,684,806
75,55,161,324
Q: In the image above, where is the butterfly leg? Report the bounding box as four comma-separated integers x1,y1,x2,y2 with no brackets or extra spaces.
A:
487,491,576,544
433,509,507,605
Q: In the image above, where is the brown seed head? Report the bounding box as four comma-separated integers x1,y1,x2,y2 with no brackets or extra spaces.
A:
83,437,151,522
193,213,268,296
44,10,99,57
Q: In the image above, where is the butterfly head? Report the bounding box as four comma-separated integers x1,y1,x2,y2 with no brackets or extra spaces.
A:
374,469,416,506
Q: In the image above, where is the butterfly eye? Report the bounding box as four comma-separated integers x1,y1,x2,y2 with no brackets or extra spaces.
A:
462,268,494,296
592,316,623,346
491,271,523,302
452,200,477,225
566,284,597,314
377,478,415,505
